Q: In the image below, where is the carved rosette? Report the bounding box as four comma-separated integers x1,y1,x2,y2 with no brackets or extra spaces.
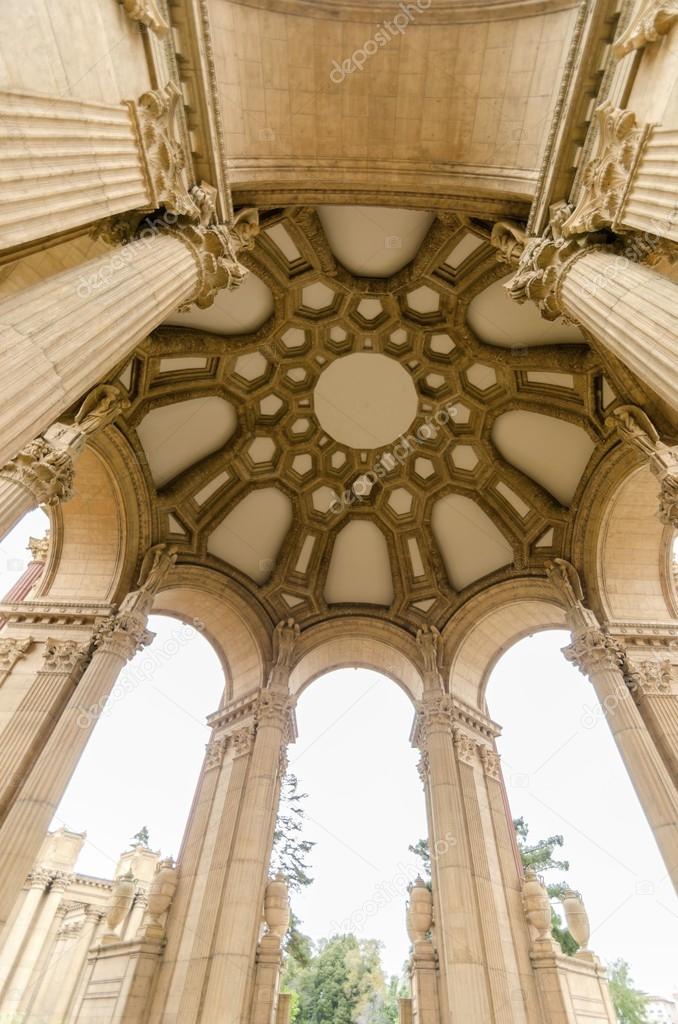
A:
0,637,32,672
624,658,673,696
43,638,91,674
94,612,154,661
613,0,678,55
562,104,647,236
563,628,625,675
133,82,198,217
0,438,74,506
169,220,256,310
119,0,170,37
232,725,256,758
204,734,228,771
507,235,597,321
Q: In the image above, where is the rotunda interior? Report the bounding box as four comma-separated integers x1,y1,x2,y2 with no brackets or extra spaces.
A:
0,0,677,1022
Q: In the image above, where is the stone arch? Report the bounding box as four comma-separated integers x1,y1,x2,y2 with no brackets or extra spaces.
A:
36,430,150,605
288,617,423,703
152,565,272,705
442,578,568,710
594,463,677,622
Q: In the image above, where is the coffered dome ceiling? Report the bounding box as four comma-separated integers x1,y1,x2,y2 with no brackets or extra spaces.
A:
112,206,626,629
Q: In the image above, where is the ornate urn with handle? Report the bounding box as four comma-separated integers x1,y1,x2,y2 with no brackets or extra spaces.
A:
142,858,178,940
102,871,136,943
262,872,290,951
406,877,433,946
522,869,552,943
561,888,590,950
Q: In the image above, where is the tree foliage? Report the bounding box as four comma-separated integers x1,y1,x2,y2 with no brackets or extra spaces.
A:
607,959,649,1024
271,773,316,971
131,826,150,846
285,934,398,1024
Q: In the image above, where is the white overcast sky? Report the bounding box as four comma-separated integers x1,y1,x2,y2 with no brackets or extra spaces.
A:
1,510,676,998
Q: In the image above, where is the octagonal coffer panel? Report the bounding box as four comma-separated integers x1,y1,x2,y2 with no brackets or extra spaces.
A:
431,494,513,590
165,271,274,335
491,410,596,506
324,521,394,606
136,397,237,487
207,488,293,584
316,206,435,276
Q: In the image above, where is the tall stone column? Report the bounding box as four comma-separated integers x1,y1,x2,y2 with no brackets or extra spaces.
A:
0,383,130,543
547,559,678,890
491,224,678,411
623,657,678,783
150,619,299,1024
0,638,91,825
0,871,72,1018
0,869,49,1001
0,210,257,467
561,103,678,244
411,627,492,1024
0,544,177,935
0,82,199,252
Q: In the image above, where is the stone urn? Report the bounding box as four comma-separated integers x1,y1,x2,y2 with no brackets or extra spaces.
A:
406,877,432,944
561,889,590,950
264,872,290,938
103,871,135,942
147,858,178,924
522,869,552,941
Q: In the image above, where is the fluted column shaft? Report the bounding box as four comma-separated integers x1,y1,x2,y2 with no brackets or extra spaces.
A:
634,690,678,781
0,874,70,1017
0,875,47,999
0,83,199,254
42,907,103,1022
0,639,91,826
200,693,291,1023
565,632,678,889
417,701,491,1022
559,250,678,409
0,215,252,467
0,477,38,542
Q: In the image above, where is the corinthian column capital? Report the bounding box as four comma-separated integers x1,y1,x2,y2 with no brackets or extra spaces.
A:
561,103,650,236
132,82,196,217
119,0,169,37
606,405,678,529
562,627,626,675
94,611,155,660
0,438,74,506
42,638,91,674
0,637,32,672
613,0,678,55
505,234,599,321
169,212,259,310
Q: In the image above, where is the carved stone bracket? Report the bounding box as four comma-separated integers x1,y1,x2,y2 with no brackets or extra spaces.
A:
43,638,91,674
132,82,199,217
606,405,678,529
613,0,678,56
561,104,650,236
118,0,169,37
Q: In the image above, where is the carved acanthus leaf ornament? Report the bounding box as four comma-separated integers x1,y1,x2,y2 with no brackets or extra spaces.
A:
119,0,169,37
614,0,678,56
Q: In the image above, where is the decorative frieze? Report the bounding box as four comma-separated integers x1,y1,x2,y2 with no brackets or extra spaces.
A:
118,0,170,39
561,104,649,236
613,0,678,55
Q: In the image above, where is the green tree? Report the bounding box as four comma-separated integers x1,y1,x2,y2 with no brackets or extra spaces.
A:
408,838,431,886
513,817,578,955
607,959,649,1024
271,773,316,976
131,826,150,846
290,934,395,1024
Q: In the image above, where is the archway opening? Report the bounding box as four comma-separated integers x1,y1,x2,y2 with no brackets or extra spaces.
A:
485,630,678,1001
53,614,224,876
278,668,427,1015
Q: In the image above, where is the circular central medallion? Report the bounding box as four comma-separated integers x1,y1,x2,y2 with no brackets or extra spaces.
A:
314,352,418,450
